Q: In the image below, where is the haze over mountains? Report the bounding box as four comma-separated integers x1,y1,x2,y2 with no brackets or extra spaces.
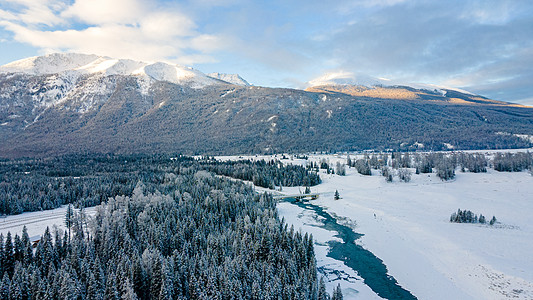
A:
0,53,532,158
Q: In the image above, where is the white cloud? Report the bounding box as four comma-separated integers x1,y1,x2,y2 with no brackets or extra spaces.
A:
0,0,224,65
518,97,533,107
140,12,195,39
1,0,66,26
308,70,387,87
61,0,145,25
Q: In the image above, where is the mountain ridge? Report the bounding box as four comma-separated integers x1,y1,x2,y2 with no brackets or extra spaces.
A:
1,53,532,158
0,53,241,88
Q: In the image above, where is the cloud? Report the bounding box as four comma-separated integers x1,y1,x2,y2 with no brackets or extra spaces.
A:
140,12,195,39
0,0,66,26
61,0,145,25
0,0,225,65
306,0,533,103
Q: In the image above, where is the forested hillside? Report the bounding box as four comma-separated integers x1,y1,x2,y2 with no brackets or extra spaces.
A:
2,71,533,158
0,154,326,299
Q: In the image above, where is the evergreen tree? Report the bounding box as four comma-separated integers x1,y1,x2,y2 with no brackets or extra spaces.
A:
0,234,4,276
0,273,10,299
3,232,14,277
21,226,33,265
335,162,346,176
479,214,486,224
122,278,139,300
13,234,23,262
331,283,343,300
65,203,73,242
334,190,340,200
318,277,328,300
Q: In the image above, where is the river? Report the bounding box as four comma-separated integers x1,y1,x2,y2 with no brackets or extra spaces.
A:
284,198,417,300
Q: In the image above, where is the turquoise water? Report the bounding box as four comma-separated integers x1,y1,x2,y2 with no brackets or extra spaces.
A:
286,198,417,300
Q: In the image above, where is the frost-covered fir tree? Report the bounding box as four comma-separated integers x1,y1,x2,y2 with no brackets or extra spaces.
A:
332,283,343,300
318,277,328,300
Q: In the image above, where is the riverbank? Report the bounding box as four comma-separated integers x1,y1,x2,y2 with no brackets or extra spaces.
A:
273,154,533,299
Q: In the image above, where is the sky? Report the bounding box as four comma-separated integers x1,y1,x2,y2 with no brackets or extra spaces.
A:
0,0,532,105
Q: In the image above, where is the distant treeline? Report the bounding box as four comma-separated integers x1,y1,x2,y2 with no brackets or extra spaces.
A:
0,154,321,216
344,151,532,181
0,154,333,299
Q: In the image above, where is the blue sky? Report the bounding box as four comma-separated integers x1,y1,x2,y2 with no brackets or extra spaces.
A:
1,0,532,105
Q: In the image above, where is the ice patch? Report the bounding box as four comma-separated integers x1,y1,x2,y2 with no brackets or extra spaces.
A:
267,115,277,122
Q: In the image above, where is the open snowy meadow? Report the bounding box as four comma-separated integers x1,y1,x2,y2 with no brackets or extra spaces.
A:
0,206,97,242
221,152,533,299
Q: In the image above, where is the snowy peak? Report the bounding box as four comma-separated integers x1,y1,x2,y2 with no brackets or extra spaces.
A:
207,72,250,86
0,53,222,88
308,71,389,88
0,53,100,76
306,70,476,96
305,70,521,106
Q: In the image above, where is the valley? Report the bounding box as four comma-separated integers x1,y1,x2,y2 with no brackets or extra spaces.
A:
1,1,532,299
0,54,532,299
2,151,531,299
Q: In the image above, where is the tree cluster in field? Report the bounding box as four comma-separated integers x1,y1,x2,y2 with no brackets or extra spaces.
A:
493,152,533,172
343,151,532,183
450,209,497,225
0,155,337,299
0,154,321,216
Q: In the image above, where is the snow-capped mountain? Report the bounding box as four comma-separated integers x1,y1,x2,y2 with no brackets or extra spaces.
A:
0,53,251,121
306,70,474,97
207,73,251,86
307,71,389,87
0,53,223,88
1,53,532,158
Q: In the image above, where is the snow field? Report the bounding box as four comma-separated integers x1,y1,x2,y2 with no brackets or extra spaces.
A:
271,153,533,299
0,205,97,240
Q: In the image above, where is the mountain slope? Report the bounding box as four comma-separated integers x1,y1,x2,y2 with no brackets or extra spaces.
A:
208,72,250,86
1,53,532,157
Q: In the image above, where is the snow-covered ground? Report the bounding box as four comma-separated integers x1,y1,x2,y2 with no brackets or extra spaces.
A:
0,205,96,240
313,168,532,299
222,152,533,299
3,152,532,299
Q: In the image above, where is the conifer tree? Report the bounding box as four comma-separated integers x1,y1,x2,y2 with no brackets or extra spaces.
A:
332,283,343,300
318,277,328,300
0,273,10,299
21,226,33,265
65,204,73,242
3,232,14,277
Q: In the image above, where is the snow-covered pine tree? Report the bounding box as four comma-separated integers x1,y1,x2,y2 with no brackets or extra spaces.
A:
332,283,343,300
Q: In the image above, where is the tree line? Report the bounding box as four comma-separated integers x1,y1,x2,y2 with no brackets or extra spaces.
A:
344,151,532,182
0,155,337,299
0,154,321,216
